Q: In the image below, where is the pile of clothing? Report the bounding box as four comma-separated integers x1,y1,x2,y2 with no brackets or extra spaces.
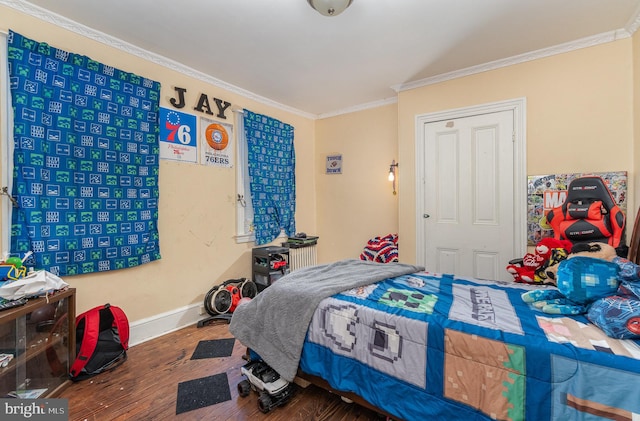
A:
359,234,398,263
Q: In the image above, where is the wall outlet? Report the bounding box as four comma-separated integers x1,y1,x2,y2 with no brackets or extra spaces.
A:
199,306,206,315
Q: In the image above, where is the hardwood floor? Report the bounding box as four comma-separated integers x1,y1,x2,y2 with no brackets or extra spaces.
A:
57,320,386,421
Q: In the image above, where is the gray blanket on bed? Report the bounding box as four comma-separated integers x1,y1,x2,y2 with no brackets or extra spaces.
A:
229,259,424,381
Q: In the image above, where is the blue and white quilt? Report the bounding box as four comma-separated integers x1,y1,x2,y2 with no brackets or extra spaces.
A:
299,272,640,421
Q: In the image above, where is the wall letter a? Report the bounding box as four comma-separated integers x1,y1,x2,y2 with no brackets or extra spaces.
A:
194,93,214,115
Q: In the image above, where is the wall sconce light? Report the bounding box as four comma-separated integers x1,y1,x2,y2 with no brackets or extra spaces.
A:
307,0,353,16
388,160,399,195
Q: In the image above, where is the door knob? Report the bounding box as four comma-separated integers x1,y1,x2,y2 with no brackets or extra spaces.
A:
423,214,430,218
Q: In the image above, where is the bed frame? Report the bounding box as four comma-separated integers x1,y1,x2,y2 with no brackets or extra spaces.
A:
295,370,395,419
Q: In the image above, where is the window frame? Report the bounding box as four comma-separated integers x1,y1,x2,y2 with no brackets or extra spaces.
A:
234,109,254,243
1,32,13,254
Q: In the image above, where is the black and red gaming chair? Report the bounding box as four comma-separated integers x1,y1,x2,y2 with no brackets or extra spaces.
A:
545,176,626,248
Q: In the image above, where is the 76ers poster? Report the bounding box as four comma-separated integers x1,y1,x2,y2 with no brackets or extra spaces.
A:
200,117,233,168
159,108,197,162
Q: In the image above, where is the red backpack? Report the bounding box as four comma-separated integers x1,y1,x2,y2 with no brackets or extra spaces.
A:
69,303,130,381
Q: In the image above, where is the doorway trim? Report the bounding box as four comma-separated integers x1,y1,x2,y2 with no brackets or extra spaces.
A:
414,97,527,267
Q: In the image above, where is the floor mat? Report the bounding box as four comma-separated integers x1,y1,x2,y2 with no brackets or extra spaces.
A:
191,338,235,360
175,373,232,414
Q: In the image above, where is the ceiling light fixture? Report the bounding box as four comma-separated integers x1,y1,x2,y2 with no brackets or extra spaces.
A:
307,0,353,17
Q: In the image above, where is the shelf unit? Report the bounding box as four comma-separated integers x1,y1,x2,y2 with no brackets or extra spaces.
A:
0,288,76,398
252,246,290,292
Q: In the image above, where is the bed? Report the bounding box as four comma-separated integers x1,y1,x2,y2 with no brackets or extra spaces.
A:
229,259,640,421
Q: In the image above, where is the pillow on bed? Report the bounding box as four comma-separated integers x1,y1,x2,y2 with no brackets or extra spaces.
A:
587,292,640,339
556,256,620,304
522,256,620,315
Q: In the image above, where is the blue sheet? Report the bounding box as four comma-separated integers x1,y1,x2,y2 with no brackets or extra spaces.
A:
299,272,640,421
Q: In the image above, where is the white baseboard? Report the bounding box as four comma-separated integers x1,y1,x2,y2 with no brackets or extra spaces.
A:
128,303,205,347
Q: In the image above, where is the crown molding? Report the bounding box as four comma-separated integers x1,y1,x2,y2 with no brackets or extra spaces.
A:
3,0,640,119
392,30,631,93
625,1,640,35
317,96,398,119
0,0,317,120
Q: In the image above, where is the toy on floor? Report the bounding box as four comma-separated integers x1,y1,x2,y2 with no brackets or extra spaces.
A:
506,238,573,284
237,359,294,413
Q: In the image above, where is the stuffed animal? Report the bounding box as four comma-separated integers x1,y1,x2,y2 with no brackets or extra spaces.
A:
506,238,573,284
543,242,617,285
522,242,640,339
521,255,620,315
536,247,570,284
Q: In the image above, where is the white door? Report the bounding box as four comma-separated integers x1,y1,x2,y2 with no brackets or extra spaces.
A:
417,102,525,281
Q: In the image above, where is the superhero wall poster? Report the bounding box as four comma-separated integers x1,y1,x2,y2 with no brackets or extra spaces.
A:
527,171,627,246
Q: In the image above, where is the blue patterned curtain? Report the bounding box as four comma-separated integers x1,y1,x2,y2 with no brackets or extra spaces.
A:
243,110,295,245
7,30,161,276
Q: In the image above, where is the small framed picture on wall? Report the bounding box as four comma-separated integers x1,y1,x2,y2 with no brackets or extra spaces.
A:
326,154,342,174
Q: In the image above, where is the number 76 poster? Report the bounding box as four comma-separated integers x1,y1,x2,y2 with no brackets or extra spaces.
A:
159,108,198,163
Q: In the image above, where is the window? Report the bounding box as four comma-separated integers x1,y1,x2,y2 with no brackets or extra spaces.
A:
1,32,13,253
234,110,254,243
235,109,295,245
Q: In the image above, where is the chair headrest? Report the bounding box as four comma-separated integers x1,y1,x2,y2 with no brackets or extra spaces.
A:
566,176,617,210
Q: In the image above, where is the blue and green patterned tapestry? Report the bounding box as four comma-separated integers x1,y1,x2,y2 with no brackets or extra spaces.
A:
7,30,162,276
243,110,295,245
